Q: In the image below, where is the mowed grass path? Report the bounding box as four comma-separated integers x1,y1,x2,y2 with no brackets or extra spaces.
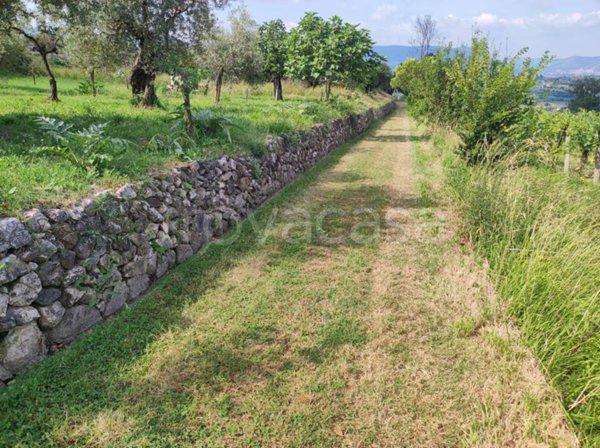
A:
0,107,577,447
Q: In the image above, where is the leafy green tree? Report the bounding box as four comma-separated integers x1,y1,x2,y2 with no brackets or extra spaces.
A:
258,19,287,101
164,48,205,137
0,33,31,75
49,0,229,107
357,60,392,92
0,0,63,100
569,77,600,112
203,7,263,104
65,25,123,96
393,36,551,163
286,13,382,100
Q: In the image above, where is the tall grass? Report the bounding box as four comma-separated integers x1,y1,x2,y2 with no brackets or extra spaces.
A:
441,134,600,445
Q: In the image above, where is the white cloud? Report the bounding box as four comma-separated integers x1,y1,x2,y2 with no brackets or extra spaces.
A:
284,21,298,31
465,10,600,28
371,4,400,21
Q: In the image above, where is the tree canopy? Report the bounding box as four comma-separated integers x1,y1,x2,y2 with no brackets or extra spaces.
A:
258,19,287,100
286,12,384,100
48,0,230,107
203,7,263,103
569,77,600,112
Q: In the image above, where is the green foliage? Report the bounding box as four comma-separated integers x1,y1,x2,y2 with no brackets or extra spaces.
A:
570,110,600,158
203,7,264,85
258,19,287,81
147,132,197,160
64,24,121,83
393,36,551,163
502,107,600,168
0,34,31,74
286,12,384,96
35,116,130,176
569,77,600,112
172,108,236,142
77,79,104,95
445,144,600,444
362,61,393,92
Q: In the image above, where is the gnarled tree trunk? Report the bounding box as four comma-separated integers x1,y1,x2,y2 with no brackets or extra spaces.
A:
40,52,58,101
130,56,157,108
215,67,224,104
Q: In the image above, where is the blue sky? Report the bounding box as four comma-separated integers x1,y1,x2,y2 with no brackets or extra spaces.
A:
217,0,600,58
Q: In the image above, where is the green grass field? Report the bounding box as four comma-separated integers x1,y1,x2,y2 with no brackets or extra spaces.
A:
0,74,389,215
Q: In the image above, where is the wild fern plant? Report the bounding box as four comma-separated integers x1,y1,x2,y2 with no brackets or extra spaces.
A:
35,117,130,176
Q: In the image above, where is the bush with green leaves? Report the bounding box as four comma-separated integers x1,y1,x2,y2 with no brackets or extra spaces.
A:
77,79,104,95
35,117,131,176
502,107,600,170
392,36,551,164
171,108,237,143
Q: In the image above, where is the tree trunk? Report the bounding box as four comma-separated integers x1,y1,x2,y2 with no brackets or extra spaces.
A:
274,76,283,101
183,88,195,138
142,82,157,108
325,79,332,101
90,68,97,97
594,144,600,184
564,137,571,175
31,63,36,85
579,150,590,175
202,80,210,96
40,52,58,101
130,56,156,107
215,67,224,104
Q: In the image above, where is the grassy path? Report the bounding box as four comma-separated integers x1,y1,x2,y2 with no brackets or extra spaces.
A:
0,106,578,447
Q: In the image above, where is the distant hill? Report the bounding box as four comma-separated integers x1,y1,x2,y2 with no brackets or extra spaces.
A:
373,45,420,70
542,57,600,77
374,45,600,78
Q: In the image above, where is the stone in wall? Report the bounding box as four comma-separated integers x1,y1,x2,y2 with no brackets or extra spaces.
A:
0,101,396,383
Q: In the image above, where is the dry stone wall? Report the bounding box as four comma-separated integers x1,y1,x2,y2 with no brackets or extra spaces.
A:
0,101,396,384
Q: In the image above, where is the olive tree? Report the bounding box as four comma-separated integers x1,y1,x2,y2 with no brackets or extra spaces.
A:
204,7,263,103
50,0,229,107
64,25,123,96
0,0,63,100
258,19,287,101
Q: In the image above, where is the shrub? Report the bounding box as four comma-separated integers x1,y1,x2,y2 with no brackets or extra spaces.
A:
35,117,131,176
392,35,551,164
172,108,237,143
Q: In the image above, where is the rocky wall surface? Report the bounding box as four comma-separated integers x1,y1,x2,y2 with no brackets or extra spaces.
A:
0,101,396,384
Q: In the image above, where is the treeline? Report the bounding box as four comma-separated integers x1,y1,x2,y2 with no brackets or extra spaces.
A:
0,1,391,107
392,35,600,172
